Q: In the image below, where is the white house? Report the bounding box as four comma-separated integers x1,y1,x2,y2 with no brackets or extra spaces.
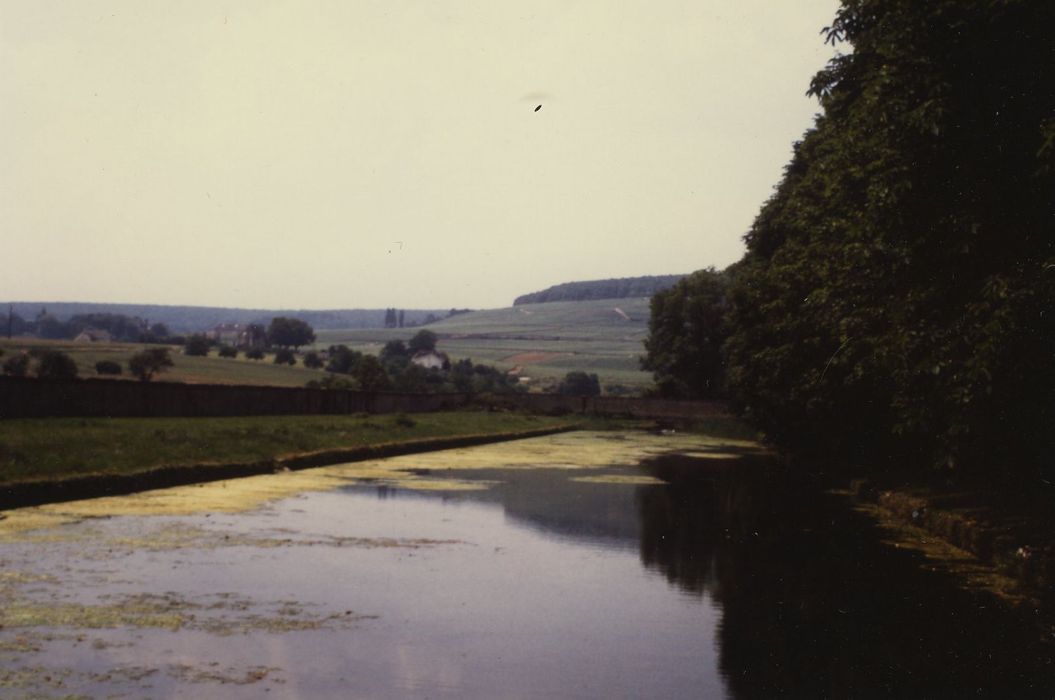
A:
73,329,112,343
411,350,450,370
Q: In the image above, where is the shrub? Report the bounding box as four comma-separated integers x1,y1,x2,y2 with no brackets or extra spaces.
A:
303,351,323,369
95,360,123,375
2,352,30,377
218,345,238,358
129,347,174,382
557,371,601,397
273,348,296,365
184,334,211,356
36,351,78,380
246,348,265,361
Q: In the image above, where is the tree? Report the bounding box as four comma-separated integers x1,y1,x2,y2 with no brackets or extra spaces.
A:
95,360,122,375
36,351,79,380
354,355,391,391
326,345,363,374
641,268,729,398
722,0,1055,473
558,371,601,397
379,340,409,370
408,330,438,354
267,317,315,349
398,310,405,328
184,334,211,356
392,363,428,392
273,348,296,365
128,347,174,382
36,315,69,339
218,345,238,358
303,351,323,369
2,352,30,377
246,347,265,361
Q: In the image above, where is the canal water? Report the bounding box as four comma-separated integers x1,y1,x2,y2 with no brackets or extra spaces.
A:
0,431,1050,698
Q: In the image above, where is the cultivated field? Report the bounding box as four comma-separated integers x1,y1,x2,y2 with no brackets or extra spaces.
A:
315,298,655,392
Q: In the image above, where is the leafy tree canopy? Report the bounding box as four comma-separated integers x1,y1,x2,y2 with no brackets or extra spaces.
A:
267,317,316,349
128,347,174,382
641,268,729,399
408,330,438,354
715,0,1055,473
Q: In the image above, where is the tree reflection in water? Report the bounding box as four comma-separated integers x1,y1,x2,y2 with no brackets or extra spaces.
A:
635,452,1053,698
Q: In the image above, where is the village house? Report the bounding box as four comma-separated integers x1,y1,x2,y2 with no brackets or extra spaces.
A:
203,323,243,346
410,349,450,370
73,329,112,344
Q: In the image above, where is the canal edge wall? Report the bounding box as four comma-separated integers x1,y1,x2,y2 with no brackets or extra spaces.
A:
0,376,729,421
847,481,1053,610
0,424,578,512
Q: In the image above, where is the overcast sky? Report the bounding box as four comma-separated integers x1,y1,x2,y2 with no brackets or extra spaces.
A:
1,0,839,310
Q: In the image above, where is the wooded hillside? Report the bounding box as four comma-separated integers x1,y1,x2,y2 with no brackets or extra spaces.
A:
514,275,686,305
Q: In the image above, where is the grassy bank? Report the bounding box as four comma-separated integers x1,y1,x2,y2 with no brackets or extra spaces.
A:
0,412,572,486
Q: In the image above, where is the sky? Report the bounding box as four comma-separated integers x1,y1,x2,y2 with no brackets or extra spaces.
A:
1,0,839,310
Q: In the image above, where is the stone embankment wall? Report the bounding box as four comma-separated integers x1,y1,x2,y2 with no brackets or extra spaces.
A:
0,377,727,420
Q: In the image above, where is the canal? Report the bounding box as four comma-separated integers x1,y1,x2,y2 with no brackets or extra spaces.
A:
0,431,1050,697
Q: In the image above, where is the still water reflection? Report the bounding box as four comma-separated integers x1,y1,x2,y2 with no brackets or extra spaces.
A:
0,431,1050,698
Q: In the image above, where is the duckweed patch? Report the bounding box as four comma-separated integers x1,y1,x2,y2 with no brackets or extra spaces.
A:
0,431,765,536
0,591,376,636
570,475,666,485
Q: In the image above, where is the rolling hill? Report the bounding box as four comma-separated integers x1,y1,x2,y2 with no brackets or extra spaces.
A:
316,298,655,391
513,275,685,306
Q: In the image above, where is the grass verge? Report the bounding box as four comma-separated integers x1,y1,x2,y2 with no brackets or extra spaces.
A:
0,411,572,487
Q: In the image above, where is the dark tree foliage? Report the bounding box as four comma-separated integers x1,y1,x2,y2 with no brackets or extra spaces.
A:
245,347,265,361
217,345,238,358
326,345,363,374
67,313,146,342
558,371,601,397
273,348,296,365
306,374,356,390
641,268,729,398
393,363,429,392
514,275,686,305
2,353,30,377
380,340,409,362
184,334,211,357
36,351,78,380
302,351,323,369
95,360,122,375
36,315,69,339
722,0,1055,474
354,355,391,391
408,330,438,354
267,317,316,349
128,347,174,382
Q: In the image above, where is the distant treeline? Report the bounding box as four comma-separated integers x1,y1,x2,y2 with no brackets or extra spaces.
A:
1,303,451,334
642,0,1054,479
513,275,686,306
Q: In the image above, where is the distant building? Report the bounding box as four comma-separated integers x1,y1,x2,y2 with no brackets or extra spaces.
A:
73,329,112,344
238,325,267,349
204,323,242,346
411,350,450,370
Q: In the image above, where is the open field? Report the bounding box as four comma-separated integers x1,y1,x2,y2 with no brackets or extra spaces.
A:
316,298,655,391
0,412,571,486
0,338,326,388
2,297,657,391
